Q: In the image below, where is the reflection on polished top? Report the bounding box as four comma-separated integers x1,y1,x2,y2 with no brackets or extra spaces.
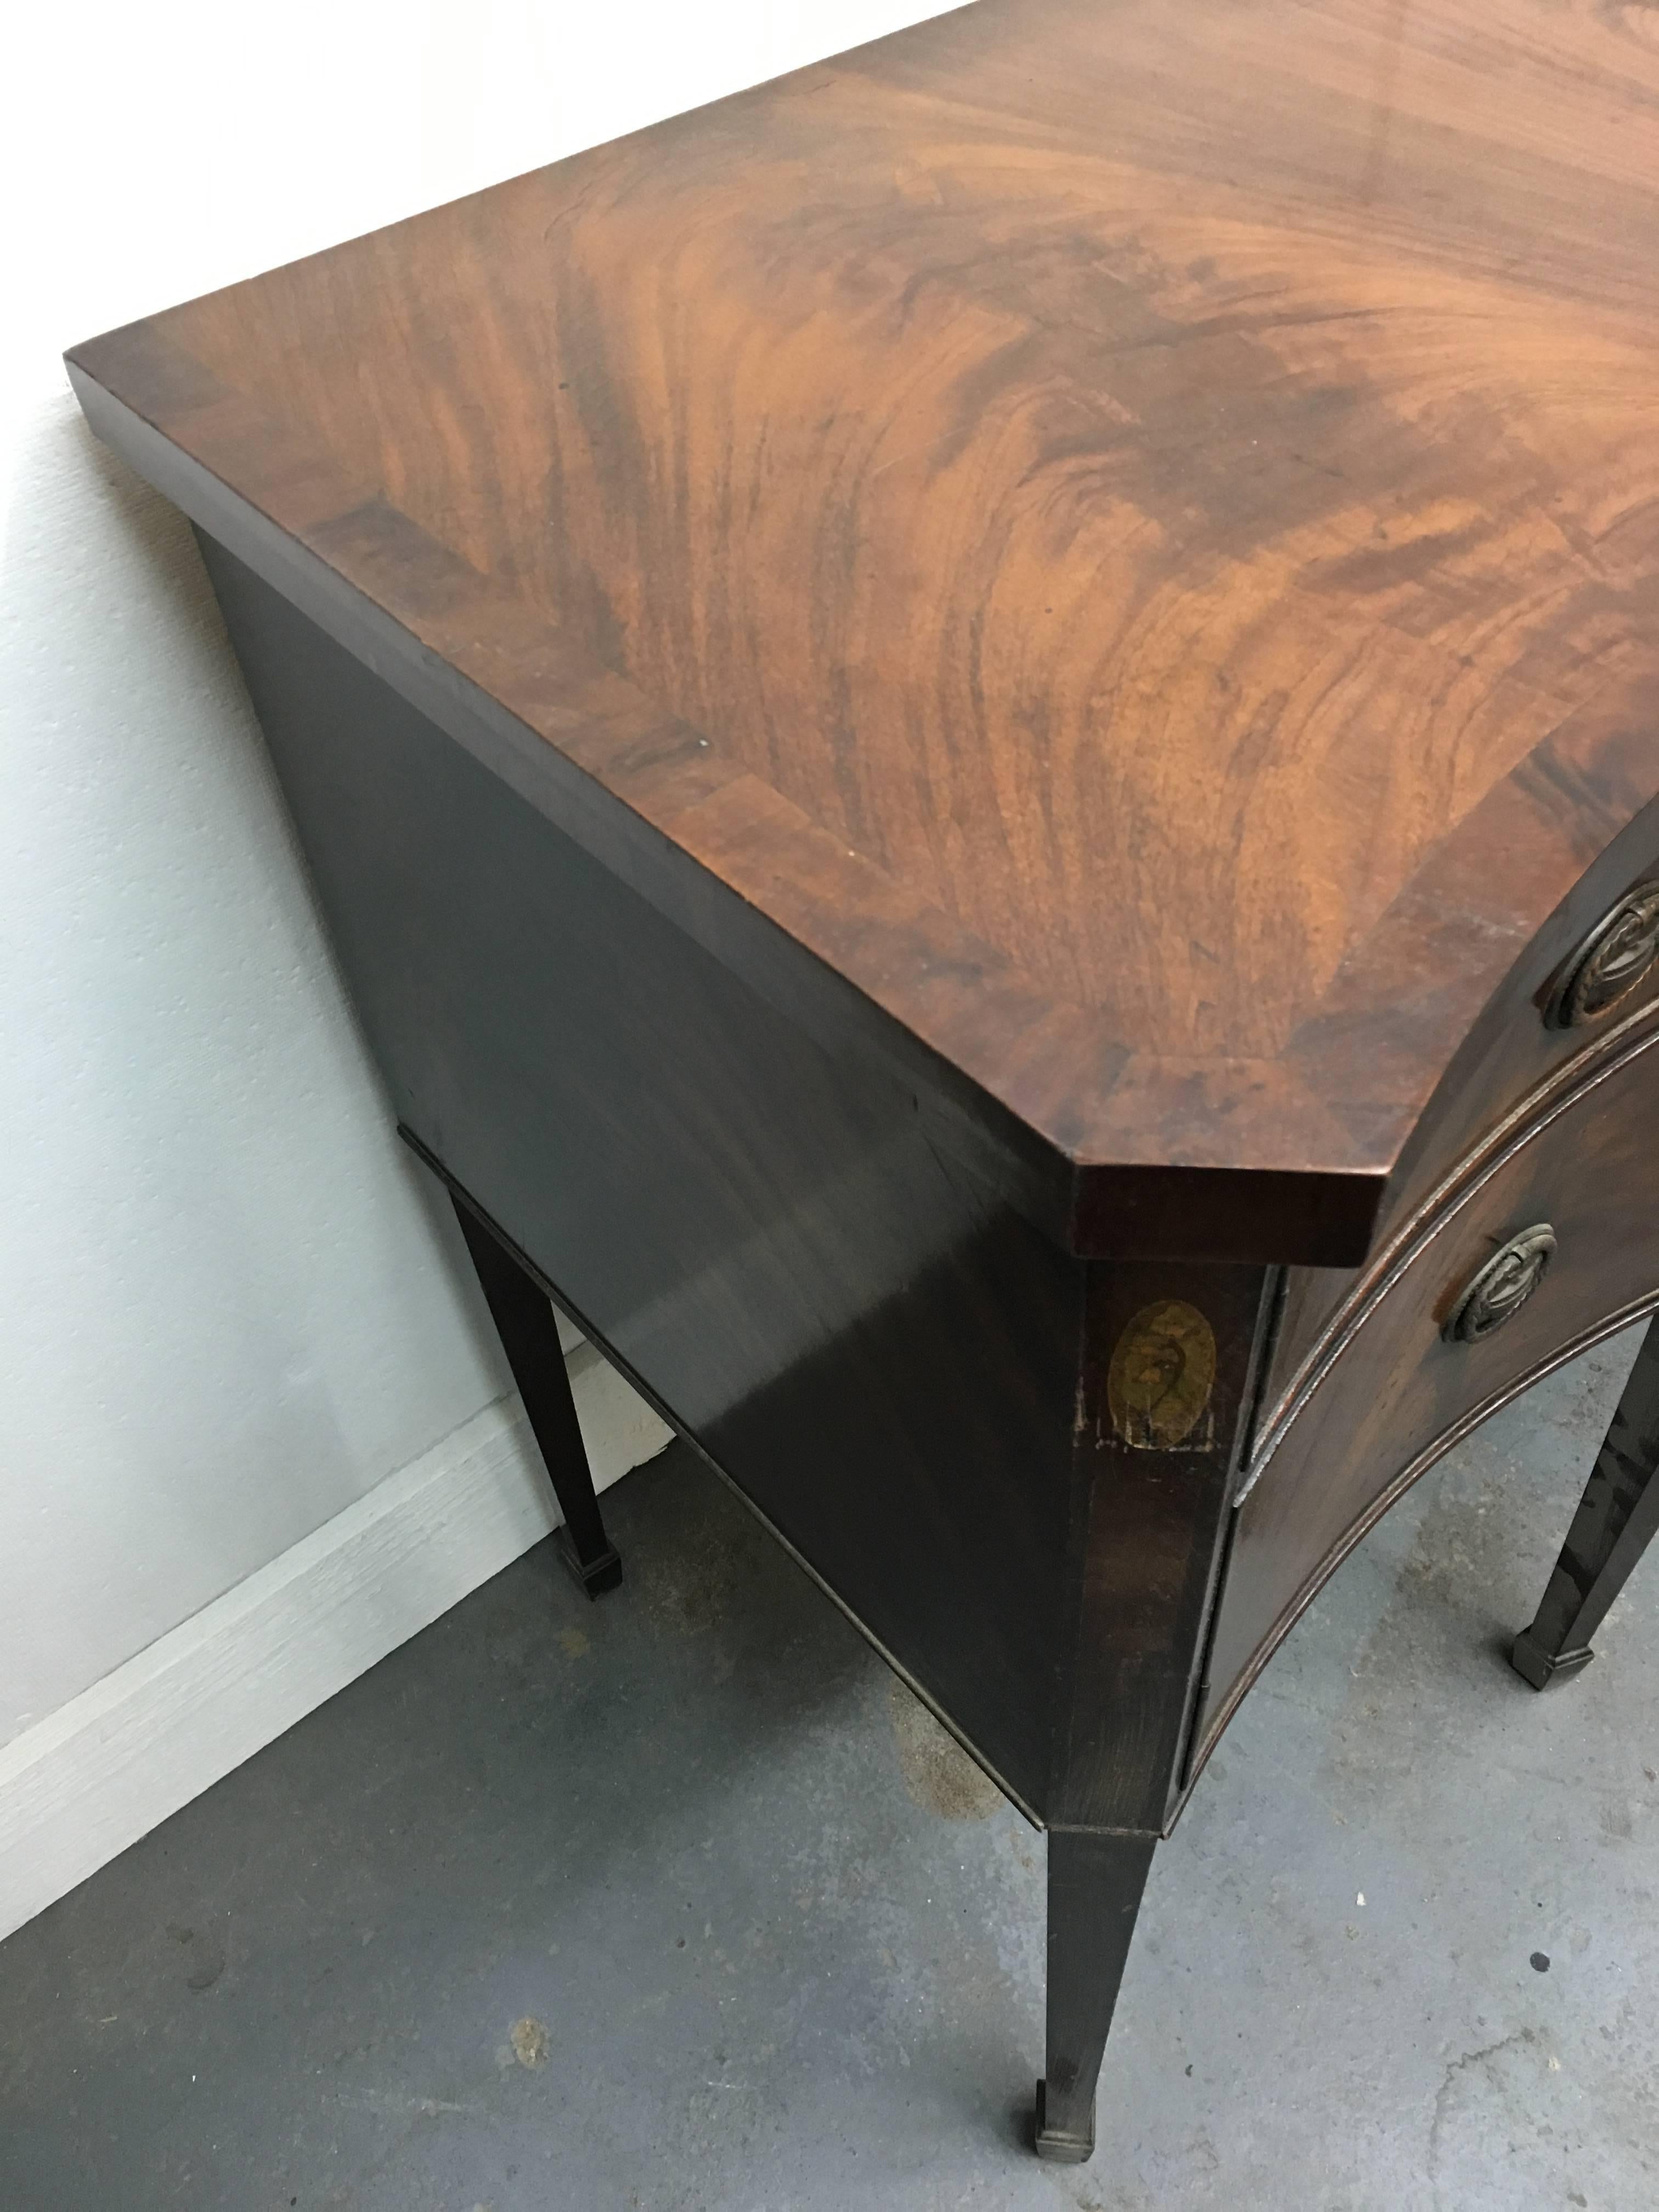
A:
67,0,1659,1250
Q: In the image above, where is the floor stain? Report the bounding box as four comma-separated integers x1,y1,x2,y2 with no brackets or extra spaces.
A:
644,1521,744,1635
167,1920,227,1994
1425,2025,1544,2200
888,1677,1002,1821
508,2016,550,2069
557,1628,590,1658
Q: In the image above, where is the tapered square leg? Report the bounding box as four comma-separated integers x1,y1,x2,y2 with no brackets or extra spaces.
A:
1032,1262,1278,2162
1513,1317,1659,1688
450,1191,622,1598
1035,1827,1157,2162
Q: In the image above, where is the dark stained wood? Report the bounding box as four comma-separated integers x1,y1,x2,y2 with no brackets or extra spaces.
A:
1259,798,1659,1424
63,0,1659,2156
194,543,1301,2129
65,0,1659,1266
1037,1830,1158,2161
1512,1316,1659,1688
446,1183,623,1597
1051,1260,1279,1833
1194,1001,1659,1769
1034,1260,1279,2149
198,537,1084,1818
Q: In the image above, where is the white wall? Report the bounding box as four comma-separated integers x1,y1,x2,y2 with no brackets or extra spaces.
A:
2,0,953,1912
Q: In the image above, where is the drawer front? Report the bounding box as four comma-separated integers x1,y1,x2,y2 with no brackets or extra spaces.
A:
1195,1010,1659,1767
1259,841,1659,1441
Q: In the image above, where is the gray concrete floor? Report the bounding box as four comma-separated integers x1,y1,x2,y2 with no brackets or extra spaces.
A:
4,1330,1658,2211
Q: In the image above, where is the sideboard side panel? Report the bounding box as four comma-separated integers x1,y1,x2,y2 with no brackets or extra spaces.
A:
199,537,1081,1816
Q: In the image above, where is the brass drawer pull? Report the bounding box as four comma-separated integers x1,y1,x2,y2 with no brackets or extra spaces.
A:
1443,1223,1557,1342
1547,881,1659,1027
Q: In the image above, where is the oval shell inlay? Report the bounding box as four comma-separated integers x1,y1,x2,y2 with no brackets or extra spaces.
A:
1107,1300,1217,1449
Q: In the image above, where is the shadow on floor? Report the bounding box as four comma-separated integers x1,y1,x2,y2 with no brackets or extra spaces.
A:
4,1329,1658,2210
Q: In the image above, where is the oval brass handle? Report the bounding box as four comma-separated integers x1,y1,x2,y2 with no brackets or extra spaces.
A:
1443,1223,1557,1344
1547,881,1659,1028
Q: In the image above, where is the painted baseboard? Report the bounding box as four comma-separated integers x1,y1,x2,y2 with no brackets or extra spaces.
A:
0,1347,670,1943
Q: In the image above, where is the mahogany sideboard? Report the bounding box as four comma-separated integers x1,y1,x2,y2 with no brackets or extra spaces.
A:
67,0,1659,2162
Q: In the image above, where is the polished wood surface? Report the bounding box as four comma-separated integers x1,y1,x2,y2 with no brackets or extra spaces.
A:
1513,1317,1659,1689
1196,997,1659,1765
201,535,1284,1836
177,534,1659,2154
66,0,1659,1263
64,0,1659,2155
1260,816,1659,1418
198,539,1082,1818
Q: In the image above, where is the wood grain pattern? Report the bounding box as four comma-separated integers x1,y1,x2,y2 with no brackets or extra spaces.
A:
200,539,1084,1816
1259,799,1659,1415
62,11,1659,2142
65,0,1659,1262
176,543,1659,2145
1194,998,1659,1766
193,537,1285,1836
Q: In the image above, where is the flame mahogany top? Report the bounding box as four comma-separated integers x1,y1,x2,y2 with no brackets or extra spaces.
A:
68,0,1659,1261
